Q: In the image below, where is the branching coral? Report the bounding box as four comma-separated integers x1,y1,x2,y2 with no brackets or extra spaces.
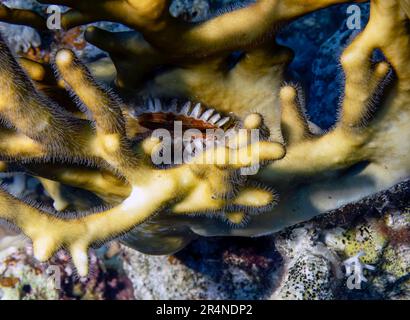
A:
0,2,46,30
0,0,408,277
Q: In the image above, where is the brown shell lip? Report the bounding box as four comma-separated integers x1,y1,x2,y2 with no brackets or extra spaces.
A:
133,99,234,133
138,112,220,132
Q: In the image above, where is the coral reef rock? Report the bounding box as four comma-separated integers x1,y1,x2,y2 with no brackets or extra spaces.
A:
0,245,134,300
122,182,409,300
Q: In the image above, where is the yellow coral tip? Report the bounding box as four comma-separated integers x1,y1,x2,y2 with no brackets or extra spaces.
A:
263,142,286,160
33,237,55,262
234,188,275,207
56,49,74,66
86,26,97,34
244,113,263,130
71,246,89,277
0,161,7,172
53,199,69,212
19,58,46,82
142,136,162,156
84,26,98,41
226,212,247,225
280,86,297,102
102,134,121,153
375,62,390,77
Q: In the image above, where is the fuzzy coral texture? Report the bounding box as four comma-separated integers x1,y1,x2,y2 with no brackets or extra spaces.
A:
0,0,409,300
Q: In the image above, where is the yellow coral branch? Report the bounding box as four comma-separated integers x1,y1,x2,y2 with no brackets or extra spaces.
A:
0,0,408,277
39,0,364,56
0,3,46,29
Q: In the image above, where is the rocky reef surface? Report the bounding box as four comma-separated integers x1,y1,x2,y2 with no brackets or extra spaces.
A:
122,182,409,300
0,0,408,300
0,241,134,300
